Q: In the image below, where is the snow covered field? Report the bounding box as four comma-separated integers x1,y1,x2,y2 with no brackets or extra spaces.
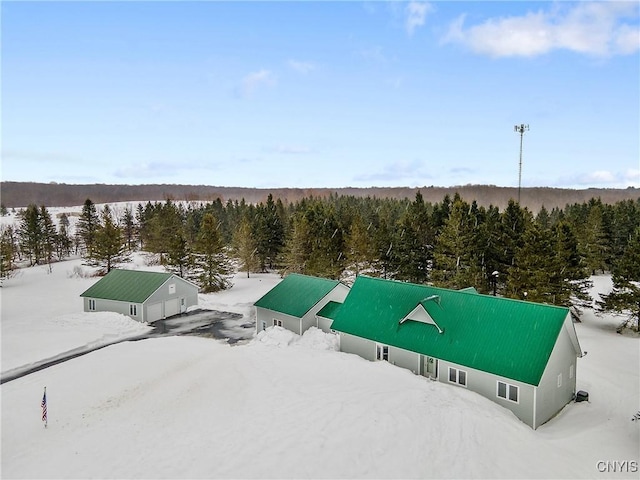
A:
1,255,639,478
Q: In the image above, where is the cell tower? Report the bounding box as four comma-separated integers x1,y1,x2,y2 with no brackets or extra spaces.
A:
514,123,529,204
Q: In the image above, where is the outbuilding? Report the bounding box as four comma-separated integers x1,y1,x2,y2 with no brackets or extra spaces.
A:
80,269,199,323
254,273,349,335
328,275,584,429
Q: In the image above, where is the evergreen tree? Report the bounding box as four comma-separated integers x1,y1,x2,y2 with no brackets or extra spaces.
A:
77,199,100,258
0,225,17,283
283,214,312,275
17,204,43,266
506,222,554,303
432,198,473,289
165,232,192,278
579,201,608,274
120,206,136,252
40,205,57,272
393,192,433,283
548,222,591,307
254,194,285,271
92,205,127,273
233,216,259,278
598,226,640,332
345,213,374,275
56,212,73,260
193,213,232,292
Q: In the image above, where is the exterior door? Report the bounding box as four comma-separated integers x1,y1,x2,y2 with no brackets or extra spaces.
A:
424,356,438,378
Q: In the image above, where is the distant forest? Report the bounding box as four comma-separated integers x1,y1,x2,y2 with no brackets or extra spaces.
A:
1,181,639,213
2,189,639,329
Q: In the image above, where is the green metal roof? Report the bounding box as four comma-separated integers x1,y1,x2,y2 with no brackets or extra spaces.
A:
330,275,571,386
316,301,343,319
80,269,174,303
254,273,341,318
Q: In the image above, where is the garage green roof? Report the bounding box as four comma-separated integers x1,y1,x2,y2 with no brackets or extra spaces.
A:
330,275,573,386
317,301,343,319
80,269,173,303
254,273,341,318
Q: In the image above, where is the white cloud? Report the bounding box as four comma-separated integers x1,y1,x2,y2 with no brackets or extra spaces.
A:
405,1,433,35
240,69,277,97
555,168,640,188
442,2,640,57
288,60,316,74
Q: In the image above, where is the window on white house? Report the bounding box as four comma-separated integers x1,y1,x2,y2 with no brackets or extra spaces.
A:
376,344,389,361
169,284,176,294
272,319,283,327
130,304,137,316
497,381,519,402
569,365,574,379
557,373,562,388
448,367,467,386
88,299,96,311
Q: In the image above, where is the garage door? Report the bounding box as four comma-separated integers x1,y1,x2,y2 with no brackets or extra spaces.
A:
164,298,179,318
147,303,162,322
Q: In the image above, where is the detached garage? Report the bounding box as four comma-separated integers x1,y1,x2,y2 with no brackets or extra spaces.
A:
80,269,199,323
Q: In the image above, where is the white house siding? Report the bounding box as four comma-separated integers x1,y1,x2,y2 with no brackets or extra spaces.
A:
301,284,350,334
339,333,377,361
84,298,133,318
436,358,536,428
316,316,333,333
534,315,579,428
338,331,537,428
255,307,300,333
145,277,198,320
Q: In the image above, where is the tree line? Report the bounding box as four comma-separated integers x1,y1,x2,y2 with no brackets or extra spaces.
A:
1,192,639,328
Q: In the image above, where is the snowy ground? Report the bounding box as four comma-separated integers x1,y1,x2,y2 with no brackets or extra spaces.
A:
1,257,639,478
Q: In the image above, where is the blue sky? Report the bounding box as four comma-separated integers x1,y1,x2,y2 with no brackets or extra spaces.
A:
2,1,639,189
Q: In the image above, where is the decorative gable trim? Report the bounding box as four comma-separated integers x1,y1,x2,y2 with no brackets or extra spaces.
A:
399,300,444,334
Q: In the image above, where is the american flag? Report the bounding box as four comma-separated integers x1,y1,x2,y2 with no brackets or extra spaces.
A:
41,388,47,424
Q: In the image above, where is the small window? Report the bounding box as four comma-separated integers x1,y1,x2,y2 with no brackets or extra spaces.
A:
448,367,467,386
130,304,137,316
376,344,389,361
88,299,96,311
569,365,574,379
272,319,283,327
169,284,176,294
497,381,519,403
557,373,562,388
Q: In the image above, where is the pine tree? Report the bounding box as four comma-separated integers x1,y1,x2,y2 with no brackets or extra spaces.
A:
193,213,232,292
120,206,136,252
77,199,100,258
0,225,17,283
283,214,312,275
40,206,57,272
432,198,473,289
549,222,591,307
506,222,554,303
233,216,259,278
598,226,640,332
345,213,374,275
165,232,192,278
579,202,608,274
17,204,43,266
56,212,73,260
393,192,433,283
92,205,127,273
254,194,285,271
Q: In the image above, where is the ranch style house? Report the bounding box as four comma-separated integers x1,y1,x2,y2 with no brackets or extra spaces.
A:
255,273,583,429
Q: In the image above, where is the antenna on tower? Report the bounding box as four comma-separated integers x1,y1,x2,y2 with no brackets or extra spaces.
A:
514,123,529,204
